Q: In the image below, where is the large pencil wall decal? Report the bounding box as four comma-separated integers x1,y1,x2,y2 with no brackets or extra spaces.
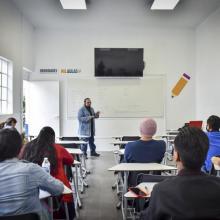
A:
171,73,191,98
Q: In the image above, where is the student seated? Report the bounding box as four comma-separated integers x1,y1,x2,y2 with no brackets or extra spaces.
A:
124,118,166,163
21,126,75,219
203,115,220,172
0,128,64,217
140,127,220,220
0,117,17,129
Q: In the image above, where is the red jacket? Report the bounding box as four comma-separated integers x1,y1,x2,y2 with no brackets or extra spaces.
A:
51,144,74,202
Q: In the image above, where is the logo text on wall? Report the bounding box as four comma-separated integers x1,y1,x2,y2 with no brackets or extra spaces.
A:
40,68,81,74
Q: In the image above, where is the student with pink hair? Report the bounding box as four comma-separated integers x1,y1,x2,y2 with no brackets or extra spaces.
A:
124,118,166,164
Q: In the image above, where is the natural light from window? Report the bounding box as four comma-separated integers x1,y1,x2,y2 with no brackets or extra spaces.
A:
0,56,13,114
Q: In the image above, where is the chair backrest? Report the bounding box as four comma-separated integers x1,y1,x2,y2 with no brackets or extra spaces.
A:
0,213,39,220
122,136,140,141
189,121,203,129
59,136,80,149
59,136,79,141
120,136,140,149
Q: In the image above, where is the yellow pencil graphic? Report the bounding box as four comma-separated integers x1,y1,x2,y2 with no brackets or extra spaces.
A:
171,73,190,98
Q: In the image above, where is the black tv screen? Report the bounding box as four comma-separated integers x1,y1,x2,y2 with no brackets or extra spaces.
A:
95,48,144,77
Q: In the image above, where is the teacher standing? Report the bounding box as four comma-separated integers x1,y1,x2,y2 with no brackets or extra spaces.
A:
78,98,100,157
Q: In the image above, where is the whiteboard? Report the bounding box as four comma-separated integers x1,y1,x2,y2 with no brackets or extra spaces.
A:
67,76,165,118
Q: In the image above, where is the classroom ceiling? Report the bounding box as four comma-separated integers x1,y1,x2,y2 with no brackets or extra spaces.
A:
12,0,220,29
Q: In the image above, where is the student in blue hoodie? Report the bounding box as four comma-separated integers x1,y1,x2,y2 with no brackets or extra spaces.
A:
203,115,220,172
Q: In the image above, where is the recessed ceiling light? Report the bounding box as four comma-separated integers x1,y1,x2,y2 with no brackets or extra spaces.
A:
151,0,180,10
60,0,87,10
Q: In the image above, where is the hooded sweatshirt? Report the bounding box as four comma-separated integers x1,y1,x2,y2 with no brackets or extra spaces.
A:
204,132,220,172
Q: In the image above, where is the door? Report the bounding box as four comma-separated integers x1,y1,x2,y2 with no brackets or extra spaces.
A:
26,81,60,136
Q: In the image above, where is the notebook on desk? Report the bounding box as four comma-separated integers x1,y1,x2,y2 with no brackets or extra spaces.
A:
189,121,203,129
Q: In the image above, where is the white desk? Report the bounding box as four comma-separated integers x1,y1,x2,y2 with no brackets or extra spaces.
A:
74,159,81,165
40,185,72,220
71,160,82,209
214,164,220,170
124,182,157,198
56,140,87,145
113,149,125,155
214,164,220,177
111,138,165,146
66,148,89,192
161,134,177,138
110,141,132,145
108,163,176,220
108,163,177,172
39,185,72,199
66,148,83,155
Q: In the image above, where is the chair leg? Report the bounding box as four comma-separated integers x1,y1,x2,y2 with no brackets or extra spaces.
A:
64,202,70,220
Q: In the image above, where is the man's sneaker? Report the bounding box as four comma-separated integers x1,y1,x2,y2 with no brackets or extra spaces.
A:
90,152,100,157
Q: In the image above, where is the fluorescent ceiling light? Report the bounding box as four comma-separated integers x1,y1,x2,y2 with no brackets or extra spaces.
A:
60,0,87,9
151,0,180,10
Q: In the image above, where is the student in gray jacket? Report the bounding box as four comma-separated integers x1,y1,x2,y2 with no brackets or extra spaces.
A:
0,129,64,218
78,98,100,157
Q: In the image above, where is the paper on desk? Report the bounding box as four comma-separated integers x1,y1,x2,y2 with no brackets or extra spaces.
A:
138,182,158,196
63,185,72,194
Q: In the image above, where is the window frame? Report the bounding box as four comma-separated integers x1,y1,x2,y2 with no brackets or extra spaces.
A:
0,56,13,115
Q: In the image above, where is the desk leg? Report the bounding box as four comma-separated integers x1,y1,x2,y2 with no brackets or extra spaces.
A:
79,155,89,187
64,202,70,220
71,173,80,218
78,159,89,193
48,197,53,220
123,171,128,220
79,161,85,193
75,165,82,208
81,154,90,176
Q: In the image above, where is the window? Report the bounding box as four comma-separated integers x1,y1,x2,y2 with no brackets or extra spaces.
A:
0,57,13,114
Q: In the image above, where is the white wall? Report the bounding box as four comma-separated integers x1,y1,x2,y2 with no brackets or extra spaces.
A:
196,8,220,121
22,17,34,72
0,0,34,130
31,26,195,137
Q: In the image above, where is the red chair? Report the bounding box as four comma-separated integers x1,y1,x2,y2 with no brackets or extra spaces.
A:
189,121,203,129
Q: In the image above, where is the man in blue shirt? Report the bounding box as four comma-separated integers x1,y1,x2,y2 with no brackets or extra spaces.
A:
124,118,166,163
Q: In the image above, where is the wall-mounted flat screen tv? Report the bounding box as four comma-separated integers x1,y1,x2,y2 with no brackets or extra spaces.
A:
95,48,144,77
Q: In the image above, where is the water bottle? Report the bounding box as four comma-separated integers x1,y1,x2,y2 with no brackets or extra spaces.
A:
42,157,50,173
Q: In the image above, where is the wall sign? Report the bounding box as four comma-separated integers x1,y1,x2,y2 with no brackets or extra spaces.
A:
40,68,81,74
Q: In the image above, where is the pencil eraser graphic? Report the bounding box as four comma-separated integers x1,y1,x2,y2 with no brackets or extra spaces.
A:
171,73,190,98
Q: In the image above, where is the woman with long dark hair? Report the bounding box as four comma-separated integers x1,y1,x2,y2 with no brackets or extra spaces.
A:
22,126,75,219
